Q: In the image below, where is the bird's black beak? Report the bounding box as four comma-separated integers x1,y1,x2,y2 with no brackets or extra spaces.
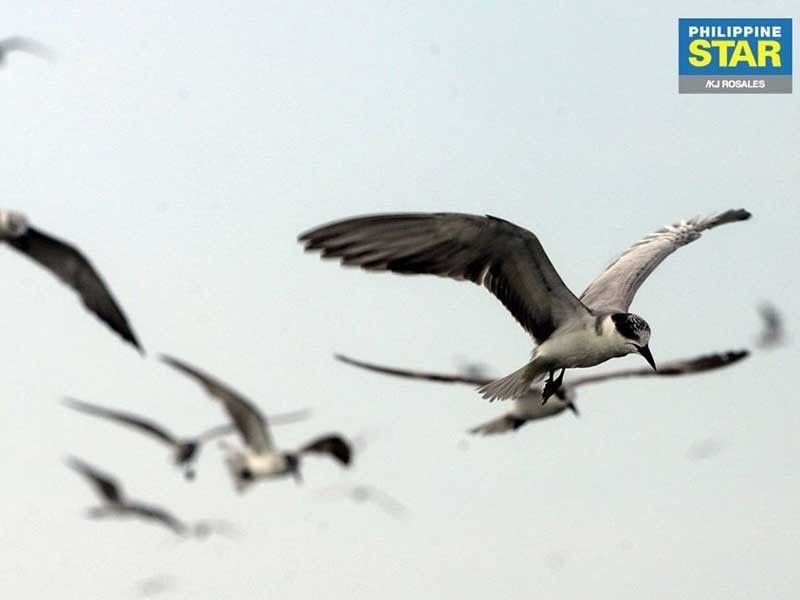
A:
291,468,303,486
638,345,657,371
567,402,580,417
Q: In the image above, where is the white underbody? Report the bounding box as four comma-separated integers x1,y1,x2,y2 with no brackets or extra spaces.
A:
533,315,632,371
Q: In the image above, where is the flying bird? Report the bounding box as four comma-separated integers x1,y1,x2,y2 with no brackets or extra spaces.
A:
335,349,749,435
756,302,785,348
0,209,142,351
317,483,407,518
63,397,310,480
0,36,55,66
159,354,352,492
67,456,205,537
301,210,750,402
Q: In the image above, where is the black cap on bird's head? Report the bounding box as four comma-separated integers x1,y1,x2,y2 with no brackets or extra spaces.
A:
612,313,656,371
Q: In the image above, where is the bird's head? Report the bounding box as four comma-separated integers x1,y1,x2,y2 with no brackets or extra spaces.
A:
0,209,29,238
285,453,303,485
611,313,656,371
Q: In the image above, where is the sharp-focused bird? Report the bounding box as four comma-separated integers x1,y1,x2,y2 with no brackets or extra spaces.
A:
63,398,310,480
159,354,352,492
0,36,55,66
67,456,200,536
756,302,785,348
0,209,142,351
335,349,749,435
301,210,750,401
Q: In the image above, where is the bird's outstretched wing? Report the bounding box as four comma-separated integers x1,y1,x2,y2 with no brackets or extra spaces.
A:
335,353,492,387
66,456,123,504
566,349,749,389
300,213,590,343
580,209,751,313
300,434,352,466
127,503,187,536
7,227,142,351
63,398,178,447
0,36,56,61
160,355,273,453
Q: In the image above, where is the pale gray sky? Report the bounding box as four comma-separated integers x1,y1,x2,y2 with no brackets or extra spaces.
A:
1,2,798,599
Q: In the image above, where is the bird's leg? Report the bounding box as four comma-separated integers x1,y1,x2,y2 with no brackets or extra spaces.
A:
541,369,566,404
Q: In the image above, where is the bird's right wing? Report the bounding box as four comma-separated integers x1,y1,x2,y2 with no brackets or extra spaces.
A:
160,355,273,453
63,398,178,447
300,434,352,466
300,213,590,344
0,36,56,60
128,503,187,536
335,353,493,387
66,456,122,504
7,227,142,351
566,349,749,389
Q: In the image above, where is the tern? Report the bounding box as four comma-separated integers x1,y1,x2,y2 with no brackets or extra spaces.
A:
160,354,352,492
300,209,750,401
0,209,142,351
756,302,785,348
0,36,55,66
67,456,217,537
63,397,310,480
336,349,749,434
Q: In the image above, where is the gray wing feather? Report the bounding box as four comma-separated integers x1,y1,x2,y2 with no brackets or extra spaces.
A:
7,227,142,351
335,353,493,387
300,213,589,343
67,456,123,504
63,398,177,447
159,355,273,453
580,209,751,312
567,349,749,389
0,37,55,60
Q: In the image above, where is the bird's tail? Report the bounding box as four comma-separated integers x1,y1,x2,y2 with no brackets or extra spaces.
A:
477,359,546,401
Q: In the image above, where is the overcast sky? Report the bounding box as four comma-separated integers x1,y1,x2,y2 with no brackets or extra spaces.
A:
2,2,798,599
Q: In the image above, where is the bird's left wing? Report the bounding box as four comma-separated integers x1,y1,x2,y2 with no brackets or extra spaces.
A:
335,353,493,387
7,227,142,351
580,209,751,313
128,503,187,535
566,349,749,389
300,213,590,344
300,434,352,466
66,456,123,504
0,36,55,60
160,354,274,453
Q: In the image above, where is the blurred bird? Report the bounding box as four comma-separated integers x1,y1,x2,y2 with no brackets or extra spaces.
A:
63,397,310,480
756,302,786,348
0,209,142,351
317,483,407,518
160,354,352,492
67,457,220,537
336,349,749,435
0,36,55,66
301,210,750,402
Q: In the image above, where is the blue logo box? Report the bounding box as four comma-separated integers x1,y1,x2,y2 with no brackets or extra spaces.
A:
678,18,792,93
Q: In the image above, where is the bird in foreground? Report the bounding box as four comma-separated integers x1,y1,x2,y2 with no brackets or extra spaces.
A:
0,37,55,66
0,209,142,351
159,354,352,492
63,397,310,480
317,483,407,518
67,456,224,537
756,302,785,349
300,209,751,402
336,349,749,435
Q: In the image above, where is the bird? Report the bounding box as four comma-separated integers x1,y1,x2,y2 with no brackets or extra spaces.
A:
756,302,785,348
67,456,203,537
317,483,407,518
159,354,353,492
63,397,310,480
0,36,55,66
0,209,142,351
335,349,749,435
300,209,751,402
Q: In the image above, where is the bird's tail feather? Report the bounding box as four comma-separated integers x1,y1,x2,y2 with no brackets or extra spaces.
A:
477,360,545,401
